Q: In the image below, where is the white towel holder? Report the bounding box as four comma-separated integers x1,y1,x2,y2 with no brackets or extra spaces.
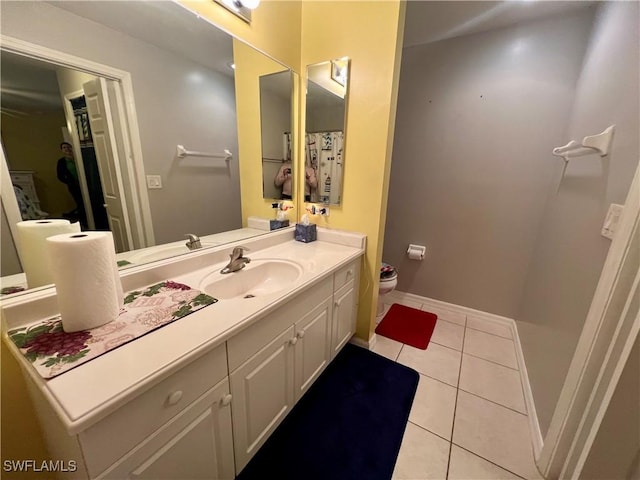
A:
176,145,233,160
552,125,615,162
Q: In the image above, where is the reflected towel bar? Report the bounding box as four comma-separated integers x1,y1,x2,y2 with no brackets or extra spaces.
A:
176,145,233,160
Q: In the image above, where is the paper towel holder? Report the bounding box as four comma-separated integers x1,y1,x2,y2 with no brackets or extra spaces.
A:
407,244,426,260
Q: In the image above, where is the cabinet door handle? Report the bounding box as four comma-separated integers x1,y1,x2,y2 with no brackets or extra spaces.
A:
221,394,233,406
296,330,305,339
347,269,353,276
335,301,341,309
167,390,183,406
289,336,298,345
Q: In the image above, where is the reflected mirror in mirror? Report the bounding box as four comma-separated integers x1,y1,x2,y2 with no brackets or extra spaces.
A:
259,70,294,200
305,57,349,205
0,1,294,296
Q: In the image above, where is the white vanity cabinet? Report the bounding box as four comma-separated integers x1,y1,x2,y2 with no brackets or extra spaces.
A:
227,277,334,472
97,377,234,480
331,259,360,358
7,234,365,480
74,344,234,479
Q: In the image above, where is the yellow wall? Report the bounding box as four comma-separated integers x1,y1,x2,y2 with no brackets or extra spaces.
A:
300,1,406,342
1,111,75,217
1,342,50,479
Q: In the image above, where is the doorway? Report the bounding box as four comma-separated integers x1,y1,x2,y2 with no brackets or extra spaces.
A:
0,36,154,271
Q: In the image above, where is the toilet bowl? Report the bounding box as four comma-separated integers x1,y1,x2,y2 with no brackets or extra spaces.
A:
377,263,398,316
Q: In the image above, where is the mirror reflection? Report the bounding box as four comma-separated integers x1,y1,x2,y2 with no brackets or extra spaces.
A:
259,70,294,200
0,1,294,295
305,58,349,205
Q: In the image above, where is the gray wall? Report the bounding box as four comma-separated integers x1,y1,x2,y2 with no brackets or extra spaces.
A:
1,1,241,245
385,8,596,316
386,1,639,443
517,1,640,437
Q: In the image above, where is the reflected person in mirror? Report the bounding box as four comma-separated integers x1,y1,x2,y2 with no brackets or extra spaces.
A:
56,142,87,228
274,161,293,200
274,161,318,201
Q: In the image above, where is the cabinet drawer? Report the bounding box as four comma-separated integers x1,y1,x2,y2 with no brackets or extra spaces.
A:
97,377,234,480
334,259,360,292
227,276,332,372
80,343,228,477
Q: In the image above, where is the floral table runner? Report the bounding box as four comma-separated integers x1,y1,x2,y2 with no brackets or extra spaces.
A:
8,281,217,379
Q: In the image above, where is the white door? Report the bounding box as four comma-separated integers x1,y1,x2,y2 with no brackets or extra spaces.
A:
83,78,133,252
230,326,295,472
332,282,357,358
294,298,332,401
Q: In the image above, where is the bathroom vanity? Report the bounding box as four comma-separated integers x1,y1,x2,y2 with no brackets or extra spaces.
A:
1,227,365,479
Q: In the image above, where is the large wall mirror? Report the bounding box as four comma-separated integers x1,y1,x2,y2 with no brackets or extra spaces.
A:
259,70,294,200
0,1,295,296
305,58,349,205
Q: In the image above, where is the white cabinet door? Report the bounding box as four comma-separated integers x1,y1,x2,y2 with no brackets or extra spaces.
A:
331,281,357,358
294,297,332,401
99,378,234,480
230,326,295,472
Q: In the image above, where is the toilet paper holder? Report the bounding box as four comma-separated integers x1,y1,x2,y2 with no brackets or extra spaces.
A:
407,244,426,260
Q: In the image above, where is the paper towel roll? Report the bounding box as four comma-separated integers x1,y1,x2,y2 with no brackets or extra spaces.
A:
16,220,81,288
47,231,123,332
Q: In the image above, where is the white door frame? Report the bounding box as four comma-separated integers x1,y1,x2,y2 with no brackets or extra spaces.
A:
538,161,640,478
63,89,97,231
0,34,155,249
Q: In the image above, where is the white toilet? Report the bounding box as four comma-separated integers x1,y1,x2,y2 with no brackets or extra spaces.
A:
377,263,398,317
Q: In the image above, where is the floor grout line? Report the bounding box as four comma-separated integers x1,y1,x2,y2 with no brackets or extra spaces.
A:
407,420,453,444
465,323,513,340
457,387,528,417
461,350,520,371
451,444,528,480
446,315,467,479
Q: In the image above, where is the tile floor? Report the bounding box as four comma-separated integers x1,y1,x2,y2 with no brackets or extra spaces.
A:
372,297,544,480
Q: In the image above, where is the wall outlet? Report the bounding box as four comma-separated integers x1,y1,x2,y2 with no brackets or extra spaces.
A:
601,203,624,240
146,175,162,189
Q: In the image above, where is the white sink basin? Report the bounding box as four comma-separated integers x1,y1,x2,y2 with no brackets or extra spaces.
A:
199,259,303,300
128,243,215,264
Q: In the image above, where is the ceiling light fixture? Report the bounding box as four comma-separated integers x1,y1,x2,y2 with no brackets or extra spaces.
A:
214,0,260,24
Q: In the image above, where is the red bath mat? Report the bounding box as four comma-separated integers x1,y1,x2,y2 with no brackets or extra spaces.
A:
376,304,438,349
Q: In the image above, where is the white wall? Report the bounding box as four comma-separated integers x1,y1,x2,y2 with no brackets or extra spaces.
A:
385,8,596,316
1,1,241,245
517,1,640,437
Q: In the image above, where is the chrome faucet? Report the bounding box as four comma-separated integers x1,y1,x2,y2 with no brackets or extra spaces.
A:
220,246,250,274
185,234,202,251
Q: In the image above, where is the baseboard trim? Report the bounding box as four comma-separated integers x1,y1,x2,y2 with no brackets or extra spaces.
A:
386,290,543,456
349,332,377,350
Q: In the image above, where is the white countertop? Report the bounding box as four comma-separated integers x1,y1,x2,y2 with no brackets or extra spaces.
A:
2,229,365,434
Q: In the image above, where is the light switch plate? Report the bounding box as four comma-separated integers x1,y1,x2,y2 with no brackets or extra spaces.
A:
146,175,162,189
601,203,624,240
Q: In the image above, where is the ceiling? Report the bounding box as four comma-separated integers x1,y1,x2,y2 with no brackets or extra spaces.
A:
2,1,595,114
0,52,63,115
403,0,596,48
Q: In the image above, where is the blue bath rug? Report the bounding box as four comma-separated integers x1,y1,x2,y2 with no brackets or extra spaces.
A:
235,343,419,480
